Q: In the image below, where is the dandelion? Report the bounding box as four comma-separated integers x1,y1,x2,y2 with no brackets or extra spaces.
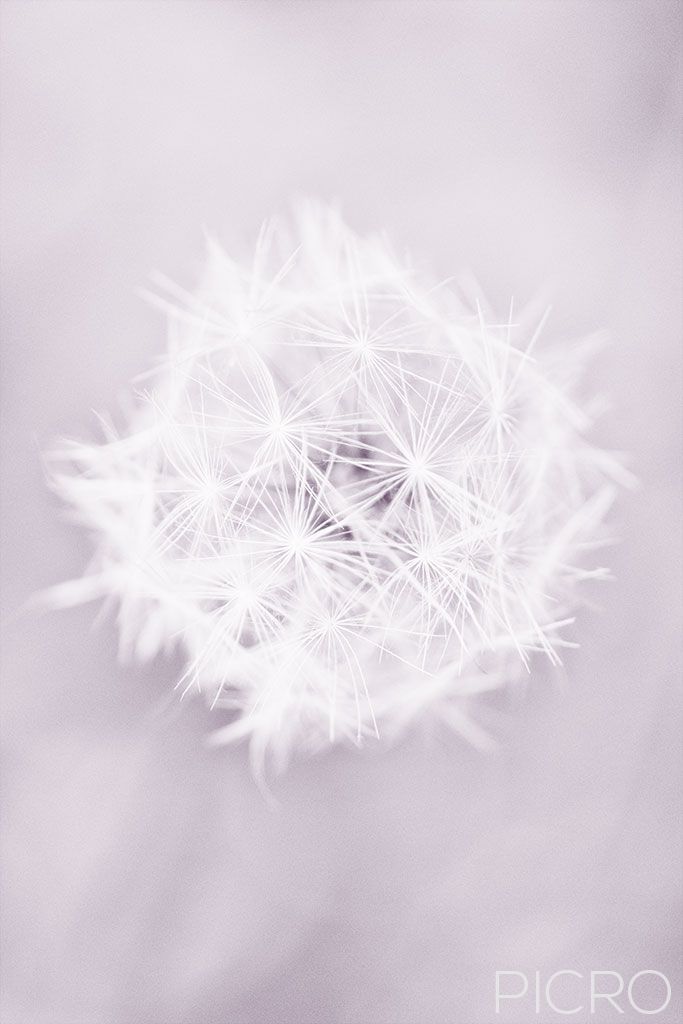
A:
47,202,627,770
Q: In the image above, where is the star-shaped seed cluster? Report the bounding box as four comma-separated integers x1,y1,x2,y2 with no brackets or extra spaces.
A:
49,204,623,769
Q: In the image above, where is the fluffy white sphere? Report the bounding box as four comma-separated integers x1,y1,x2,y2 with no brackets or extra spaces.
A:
50,204,624,770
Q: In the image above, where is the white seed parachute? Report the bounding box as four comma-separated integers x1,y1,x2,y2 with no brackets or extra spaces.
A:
47,203,626,770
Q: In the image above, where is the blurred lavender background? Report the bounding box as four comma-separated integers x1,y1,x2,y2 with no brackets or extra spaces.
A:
1,2,681,1022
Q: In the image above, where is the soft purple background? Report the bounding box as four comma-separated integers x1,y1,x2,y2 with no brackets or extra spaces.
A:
1,2,681,1022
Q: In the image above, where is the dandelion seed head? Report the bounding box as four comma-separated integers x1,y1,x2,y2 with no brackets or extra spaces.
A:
47,202,625,769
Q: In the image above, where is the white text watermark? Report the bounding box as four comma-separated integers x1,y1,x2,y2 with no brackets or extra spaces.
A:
495,970,672,1016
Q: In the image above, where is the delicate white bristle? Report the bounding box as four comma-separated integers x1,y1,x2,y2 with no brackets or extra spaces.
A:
47,202,624,770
